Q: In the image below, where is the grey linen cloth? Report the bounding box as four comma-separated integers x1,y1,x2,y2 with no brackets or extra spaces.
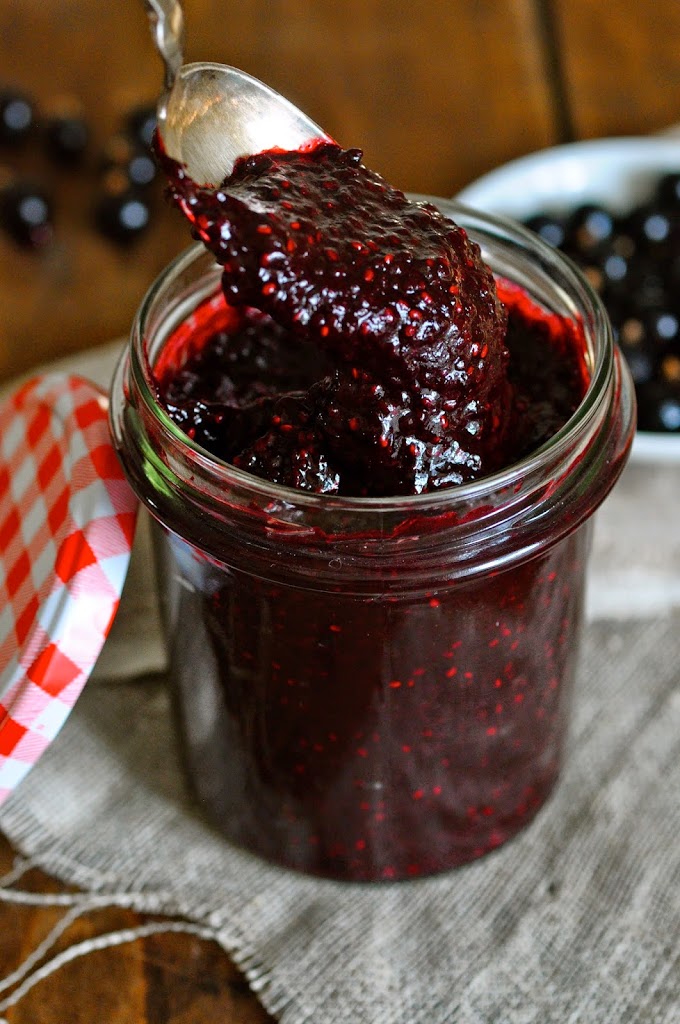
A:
1,612,678,1023
0,339,678,1022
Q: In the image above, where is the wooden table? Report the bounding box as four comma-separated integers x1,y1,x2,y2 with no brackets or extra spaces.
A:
0,832,274,1023
1,1,680,382
1,2,680,1018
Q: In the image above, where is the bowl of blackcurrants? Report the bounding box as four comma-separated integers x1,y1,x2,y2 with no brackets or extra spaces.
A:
457,136,680,462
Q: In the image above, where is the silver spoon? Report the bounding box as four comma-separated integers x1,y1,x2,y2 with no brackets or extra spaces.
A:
144,0,330,187
144,0,184,91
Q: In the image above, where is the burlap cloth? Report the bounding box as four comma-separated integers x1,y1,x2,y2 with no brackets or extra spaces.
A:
1,341,679,1022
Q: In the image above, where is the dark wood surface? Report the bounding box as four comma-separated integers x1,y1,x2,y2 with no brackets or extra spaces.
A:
0,0,557,381
0,831,274,1023
2,0,679,382
554,0,680,139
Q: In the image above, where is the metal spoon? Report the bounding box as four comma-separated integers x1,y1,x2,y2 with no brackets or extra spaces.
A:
144,0,184,90
143,0,330,186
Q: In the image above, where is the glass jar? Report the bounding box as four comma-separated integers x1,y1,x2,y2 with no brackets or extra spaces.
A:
109,200,635,882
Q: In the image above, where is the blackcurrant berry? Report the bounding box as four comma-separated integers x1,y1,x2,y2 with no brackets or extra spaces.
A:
644,307,680,349
0,180,53,247
523,213,567,249
601,251,630,285
95,189,151,243
127,149,157,188
637,380,680,432
125,104,157,150
0,89,35,145
598,231,637,291
625,203,676,253
101,133,157,190
45,113,89,164
566,203,616,257
628,263,666,314
524,173,680,433
619,343,656,386
655,172,680,210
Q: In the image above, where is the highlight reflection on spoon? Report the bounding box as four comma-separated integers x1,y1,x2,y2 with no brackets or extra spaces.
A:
157,62,331,186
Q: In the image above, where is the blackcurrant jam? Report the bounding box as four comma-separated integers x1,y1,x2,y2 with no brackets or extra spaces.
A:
110,180,635,880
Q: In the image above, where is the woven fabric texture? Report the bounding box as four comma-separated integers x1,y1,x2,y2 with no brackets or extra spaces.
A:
0,342,678,1022
0,609,678,1023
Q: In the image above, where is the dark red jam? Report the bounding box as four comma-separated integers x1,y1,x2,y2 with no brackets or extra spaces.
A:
151,141,592,880
156,279,587,488
157,142,588,494
161,523,588,880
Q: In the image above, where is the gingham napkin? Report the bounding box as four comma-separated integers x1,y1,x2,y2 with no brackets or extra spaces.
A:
0,374,136,803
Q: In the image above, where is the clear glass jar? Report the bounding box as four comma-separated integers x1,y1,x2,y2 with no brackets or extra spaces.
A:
110,201,635,881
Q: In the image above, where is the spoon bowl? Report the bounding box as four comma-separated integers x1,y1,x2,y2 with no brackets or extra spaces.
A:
159,62,331,186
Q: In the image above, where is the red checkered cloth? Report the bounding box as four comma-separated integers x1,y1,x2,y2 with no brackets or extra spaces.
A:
0,374,137,804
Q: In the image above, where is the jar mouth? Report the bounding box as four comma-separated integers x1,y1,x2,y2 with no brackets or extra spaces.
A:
123,198,621,515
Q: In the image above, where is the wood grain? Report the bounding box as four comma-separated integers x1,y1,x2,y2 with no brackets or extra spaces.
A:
180,0,556,194
0,0,555,382
553,0,680,139
0,832,274,1024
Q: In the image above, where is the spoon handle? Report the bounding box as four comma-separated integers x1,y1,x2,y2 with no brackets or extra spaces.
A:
144,0,185,90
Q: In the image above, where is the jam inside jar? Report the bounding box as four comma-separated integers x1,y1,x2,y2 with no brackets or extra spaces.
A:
110,200,635,881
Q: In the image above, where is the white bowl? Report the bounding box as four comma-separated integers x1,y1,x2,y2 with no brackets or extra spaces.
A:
457,136,680,219
456,136,680,463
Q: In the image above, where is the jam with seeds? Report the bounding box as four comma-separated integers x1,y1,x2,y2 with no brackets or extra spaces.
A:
156,279,587,491
153,271,589,879
111,144,635,880
157,143,518,495
162,515,588,879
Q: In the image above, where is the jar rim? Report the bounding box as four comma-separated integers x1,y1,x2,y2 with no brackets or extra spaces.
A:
122,197,621,515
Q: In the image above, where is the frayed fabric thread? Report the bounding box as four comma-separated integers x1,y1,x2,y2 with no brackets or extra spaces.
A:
0,862,220,1020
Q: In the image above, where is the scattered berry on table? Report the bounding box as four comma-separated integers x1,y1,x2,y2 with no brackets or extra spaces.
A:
94,189,151,244
0,89,35,145
0,179,53,247
44,99,90,164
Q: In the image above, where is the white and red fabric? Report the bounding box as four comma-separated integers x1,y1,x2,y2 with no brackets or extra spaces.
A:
0,373,137,805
